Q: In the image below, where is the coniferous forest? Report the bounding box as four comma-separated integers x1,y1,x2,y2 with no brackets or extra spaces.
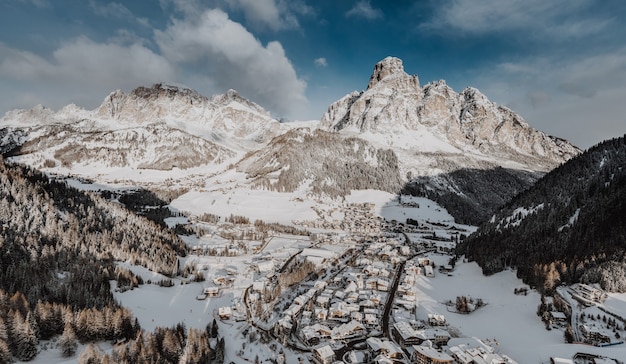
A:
461,135,626,292
0,155,195,362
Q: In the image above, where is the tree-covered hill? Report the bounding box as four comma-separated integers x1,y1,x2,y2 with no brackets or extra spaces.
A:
460,135,626,292
0,156,187,361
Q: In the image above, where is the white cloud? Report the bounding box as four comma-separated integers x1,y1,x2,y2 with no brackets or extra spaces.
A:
227,0,287,30
471,49,626,149
0,38,175,111
423,0,608,38
314,57,327,67
346,1,383,20
89,0,151,28
155,8,307,118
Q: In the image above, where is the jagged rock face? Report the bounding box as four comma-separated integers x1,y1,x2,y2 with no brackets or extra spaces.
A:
321,56,580,172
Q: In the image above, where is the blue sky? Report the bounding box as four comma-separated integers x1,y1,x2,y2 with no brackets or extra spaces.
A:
1,0,625,148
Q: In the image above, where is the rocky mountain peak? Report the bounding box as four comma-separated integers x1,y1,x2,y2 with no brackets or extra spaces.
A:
367,56,418,89
321,56,580,172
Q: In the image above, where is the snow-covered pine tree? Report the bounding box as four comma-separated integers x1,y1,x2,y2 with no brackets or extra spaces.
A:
59,322,78,357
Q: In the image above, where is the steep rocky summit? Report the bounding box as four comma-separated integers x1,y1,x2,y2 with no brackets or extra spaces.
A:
321,56,579,172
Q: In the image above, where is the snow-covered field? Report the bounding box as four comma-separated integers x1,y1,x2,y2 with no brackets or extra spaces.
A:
413,257,626,362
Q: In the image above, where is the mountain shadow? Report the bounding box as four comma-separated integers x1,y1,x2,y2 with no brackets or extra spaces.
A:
401,167,543,226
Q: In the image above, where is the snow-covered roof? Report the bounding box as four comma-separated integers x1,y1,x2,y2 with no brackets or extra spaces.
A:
314,345,335,359
413,344,453,362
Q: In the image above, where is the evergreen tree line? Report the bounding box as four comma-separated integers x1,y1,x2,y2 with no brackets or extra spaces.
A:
401,167,541,225
461,135,626,292
78,322,224,364
0,289,138,362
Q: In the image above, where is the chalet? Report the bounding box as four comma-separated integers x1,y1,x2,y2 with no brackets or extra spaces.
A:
412,344,453,364
346,291,360,303
580,324,611,345
415,329,451,347
364,313,378,326
417,258,431,267
424,265,435,278
203,287,220,297
315,308,328,321
366,337,404,360
312,345,335,364
549,311,567,324
392,321,421,347
218,306,232,320
256,260,275,274
284,303,303,317
316,295,331,308
449,339,519,364
575,284,606,303
428,314,446,326
331,320,366,340
314,280,328,291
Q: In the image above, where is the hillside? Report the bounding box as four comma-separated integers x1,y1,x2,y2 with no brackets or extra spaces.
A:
460,135,626,291
236,128,403,197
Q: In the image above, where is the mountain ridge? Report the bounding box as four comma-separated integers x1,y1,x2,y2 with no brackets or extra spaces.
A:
0,57,583,226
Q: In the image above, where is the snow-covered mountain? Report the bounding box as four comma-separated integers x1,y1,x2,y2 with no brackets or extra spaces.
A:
95,84,283,147
321,56,579,173
0,84,287,172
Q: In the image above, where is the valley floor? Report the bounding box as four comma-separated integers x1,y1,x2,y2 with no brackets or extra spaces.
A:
27,189,626,364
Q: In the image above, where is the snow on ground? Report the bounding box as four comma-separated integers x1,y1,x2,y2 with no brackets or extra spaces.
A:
414,256,626,362
170,187,319,225
346,189,471,227
113,256,253,333
604,293,626,320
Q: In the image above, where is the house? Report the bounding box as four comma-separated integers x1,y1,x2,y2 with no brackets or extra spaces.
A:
312,345,335,364
331,320,366,340
393,321,421,347
428,314,446,326
412,344,454,364
366,337,404,360
424,266,435,277
415,329,451,347
580,324,611,345
549,311,567,324
448,338,519,364
315,308,328,321
218,306,232,320
203,287,220,297
316,295,331,308
256,260,275,273
575,284,606,302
